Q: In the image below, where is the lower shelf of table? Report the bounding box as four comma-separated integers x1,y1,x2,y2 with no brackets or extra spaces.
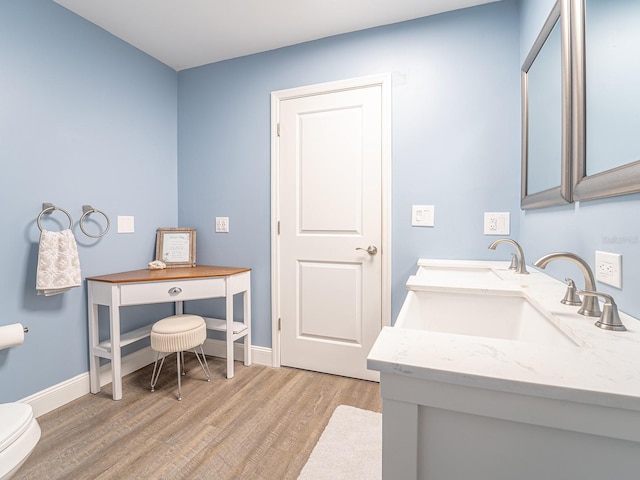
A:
94,317,249,354
203,317,249,338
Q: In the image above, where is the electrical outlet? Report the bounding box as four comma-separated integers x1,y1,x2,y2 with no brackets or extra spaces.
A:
595,251,622,288
215,217,229,233
484,212,510,235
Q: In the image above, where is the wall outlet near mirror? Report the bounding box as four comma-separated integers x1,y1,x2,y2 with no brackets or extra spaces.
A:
595,250,622,289
484,212,510,235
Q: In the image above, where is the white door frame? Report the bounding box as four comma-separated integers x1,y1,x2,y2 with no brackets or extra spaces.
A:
270,73,393,368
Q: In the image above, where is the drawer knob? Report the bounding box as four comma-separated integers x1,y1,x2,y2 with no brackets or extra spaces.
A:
168,287,183,295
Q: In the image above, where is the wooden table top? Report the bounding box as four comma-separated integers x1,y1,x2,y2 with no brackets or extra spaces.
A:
86,265,251,284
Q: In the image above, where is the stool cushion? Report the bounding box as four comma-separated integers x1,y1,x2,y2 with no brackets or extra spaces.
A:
151,314,206,353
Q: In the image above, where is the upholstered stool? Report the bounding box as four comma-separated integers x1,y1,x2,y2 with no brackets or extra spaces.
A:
150,314,211,400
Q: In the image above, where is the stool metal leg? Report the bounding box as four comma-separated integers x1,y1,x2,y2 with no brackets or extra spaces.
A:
176,351,182,401
150,345,208,400
193,345,211,382
150,352,165,392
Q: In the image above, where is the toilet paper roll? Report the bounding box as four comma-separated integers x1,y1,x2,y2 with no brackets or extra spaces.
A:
0,323,25,350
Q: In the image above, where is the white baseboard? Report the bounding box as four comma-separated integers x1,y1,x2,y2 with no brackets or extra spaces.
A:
20,340,273,418
20,373,91,419
202,338,273,367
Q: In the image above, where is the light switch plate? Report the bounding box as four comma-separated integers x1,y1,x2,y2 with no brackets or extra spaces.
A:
412,205,435,227
117,216,135,234
484,212,510,235
595,250,622,288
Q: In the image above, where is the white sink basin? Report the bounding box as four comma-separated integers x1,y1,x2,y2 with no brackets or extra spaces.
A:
413,260,520,287
395,289,578,347
416,264,503,281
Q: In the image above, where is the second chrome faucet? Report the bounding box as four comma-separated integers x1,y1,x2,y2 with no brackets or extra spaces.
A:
488,238,528,274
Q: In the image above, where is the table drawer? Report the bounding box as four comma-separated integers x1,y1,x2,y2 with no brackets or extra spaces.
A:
119,278,226,305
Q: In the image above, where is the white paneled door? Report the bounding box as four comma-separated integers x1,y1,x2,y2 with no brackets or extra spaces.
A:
273,76,390,381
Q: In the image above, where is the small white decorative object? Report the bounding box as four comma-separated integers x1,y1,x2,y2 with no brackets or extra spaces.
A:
148,260,167,270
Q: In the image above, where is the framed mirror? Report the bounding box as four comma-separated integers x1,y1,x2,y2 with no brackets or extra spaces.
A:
572,0,640,201
521,0,573,209
155,227,197,267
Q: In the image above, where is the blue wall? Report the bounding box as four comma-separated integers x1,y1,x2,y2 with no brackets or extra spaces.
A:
518,0,640,320
10,0,635,406
0,0,178,402
177,0,522,347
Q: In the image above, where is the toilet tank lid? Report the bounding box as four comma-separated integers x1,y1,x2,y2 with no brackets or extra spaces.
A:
0,402,35,453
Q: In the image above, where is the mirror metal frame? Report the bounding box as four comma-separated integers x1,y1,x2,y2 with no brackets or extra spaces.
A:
571,0,640,201
521,0,573,209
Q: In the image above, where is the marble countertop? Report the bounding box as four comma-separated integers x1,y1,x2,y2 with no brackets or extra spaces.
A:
367,259,640,411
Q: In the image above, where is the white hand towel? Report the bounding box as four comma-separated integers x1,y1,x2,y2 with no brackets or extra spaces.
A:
36,229,81,296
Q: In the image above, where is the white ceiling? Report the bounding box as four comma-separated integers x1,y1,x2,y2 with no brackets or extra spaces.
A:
53,0,500,71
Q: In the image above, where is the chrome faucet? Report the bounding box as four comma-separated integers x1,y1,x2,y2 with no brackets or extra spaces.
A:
488,238,529,274
533,252,601,317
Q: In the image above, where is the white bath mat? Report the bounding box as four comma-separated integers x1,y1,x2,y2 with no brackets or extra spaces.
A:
298,405,382,480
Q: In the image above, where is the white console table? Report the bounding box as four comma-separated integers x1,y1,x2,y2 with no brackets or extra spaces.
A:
86,265,251,400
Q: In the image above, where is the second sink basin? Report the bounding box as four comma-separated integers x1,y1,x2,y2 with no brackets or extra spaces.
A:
395,289,578,347
416,264,503,282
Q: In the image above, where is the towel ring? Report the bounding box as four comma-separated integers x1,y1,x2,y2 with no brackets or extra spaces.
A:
37,204,73,232
79,205,110,238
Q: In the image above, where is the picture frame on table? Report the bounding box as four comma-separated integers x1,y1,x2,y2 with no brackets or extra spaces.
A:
155,227,196,268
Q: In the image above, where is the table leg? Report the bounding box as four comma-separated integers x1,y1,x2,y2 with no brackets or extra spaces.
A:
244,287,251,366
87,287,101,394
110,290,123,400
226,278,234,379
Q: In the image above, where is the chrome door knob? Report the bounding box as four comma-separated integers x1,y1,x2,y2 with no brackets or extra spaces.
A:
356,245,378,255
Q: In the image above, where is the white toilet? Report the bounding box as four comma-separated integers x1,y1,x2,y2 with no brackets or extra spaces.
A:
0,402,41,480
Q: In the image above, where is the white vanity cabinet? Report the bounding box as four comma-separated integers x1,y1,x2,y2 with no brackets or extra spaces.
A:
368,259,640,480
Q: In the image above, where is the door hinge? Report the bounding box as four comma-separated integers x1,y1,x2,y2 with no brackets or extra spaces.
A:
277,221,280,235
277,123,281,137
278,317,282,331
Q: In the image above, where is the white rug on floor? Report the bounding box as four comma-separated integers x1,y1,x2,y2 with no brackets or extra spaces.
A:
298,405,382,480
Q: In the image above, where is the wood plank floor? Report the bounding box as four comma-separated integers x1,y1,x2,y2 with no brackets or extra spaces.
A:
16,356,382,480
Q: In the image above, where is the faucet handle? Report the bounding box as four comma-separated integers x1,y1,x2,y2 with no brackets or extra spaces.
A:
509,253,518,270
561,278,582,306
577,290,627,332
